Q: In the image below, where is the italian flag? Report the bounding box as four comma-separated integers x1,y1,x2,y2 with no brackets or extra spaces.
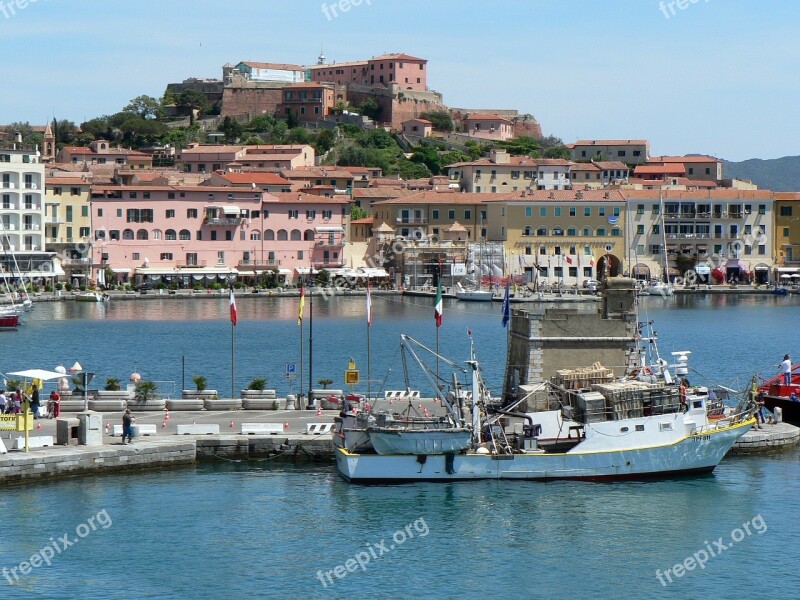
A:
229,288,237,326
434,279,443,328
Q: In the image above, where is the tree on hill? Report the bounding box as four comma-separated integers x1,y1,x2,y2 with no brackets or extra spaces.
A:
286,127,312,145
419,110,454,132
497,136,542,156
51,119,78,146
411,145,443,175
124,95,163,120
358,97,382,121
543,146,570,160
313,128,336,154
245,115,276,132
220,116,243,143
176,90,211,123
358,128,395,149
397,159,431,179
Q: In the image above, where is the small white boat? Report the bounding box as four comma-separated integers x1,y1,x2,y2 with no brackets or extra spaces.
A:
643,280,674,297
455,282,493,302
75,292,110,303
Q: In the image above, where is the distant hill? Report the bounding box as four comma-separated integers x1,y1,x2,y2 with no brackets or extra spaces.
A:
723,156,800,191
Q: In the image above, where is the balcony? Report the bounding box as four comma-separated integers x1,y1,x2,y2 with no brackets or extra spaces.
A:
61,257,93,267
665,233,710,240
396,217,427,225
312,261,345,269
205,217,241,226
315,239,345,248
176,260,208,268
238,259,280,270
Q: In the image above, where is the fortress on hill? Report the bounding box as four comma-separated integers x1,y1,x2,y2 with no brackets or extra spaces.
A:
166,52,541,137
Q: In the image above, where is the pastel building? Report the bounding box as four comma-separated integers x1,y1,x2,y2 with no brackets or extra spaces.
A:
0,146,58,282
57,140,153,169
44,173,94,281
447,150,571,192
310,53,428,91
570,139,650,165
89,186,349,284
277,82,337,123
461,114,514,141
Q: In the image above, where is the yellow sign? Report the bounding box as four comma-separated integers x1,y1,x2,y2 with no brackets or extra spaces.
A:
348,358,357,370
0,414,33,432
344,370,360,385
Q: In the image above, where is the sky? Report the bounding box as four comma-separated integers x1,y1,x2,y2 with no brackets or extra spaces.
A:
0,0,798,161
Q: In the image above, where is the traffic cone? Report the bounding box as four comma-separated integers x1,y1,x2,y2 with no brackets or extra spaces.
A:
165,409,170,421
36,422,42,430
105,422,110,434
283,422,289,430
229,420,235,428
162,420,166,428
316,407,322,417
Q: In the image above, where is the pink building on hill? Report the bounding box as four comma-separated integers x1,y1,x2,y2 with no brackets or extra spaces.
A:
90,186,350,285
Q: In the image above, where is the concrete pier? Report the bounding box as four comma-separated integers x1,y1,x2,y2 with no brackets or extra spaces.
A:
729,421,800,454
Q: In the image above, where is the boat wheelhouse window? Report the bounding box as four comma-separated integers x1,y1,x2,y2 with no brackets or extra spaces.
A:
692,400,703,409
659,422,673,432
620,427,629,432
635,424,645,432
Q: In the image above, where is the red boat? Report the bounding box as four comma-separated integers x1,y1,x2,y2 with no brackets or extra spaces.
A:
0,314,19,330
759,370,800,423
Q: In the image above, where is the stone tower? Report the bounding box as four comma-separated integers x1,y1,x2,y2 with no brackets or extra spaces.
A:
42,121,55,162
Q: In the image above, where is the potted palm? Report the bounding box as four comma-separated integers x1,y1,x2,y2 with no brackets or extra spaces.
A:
90,377,131,412
240,376,277,409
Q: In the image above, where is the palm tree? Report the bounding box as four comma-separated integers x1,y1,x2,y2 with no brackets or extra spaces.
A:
247,377,268,391
192,376,207,392
105,378,121,391
134,381,158,402
318,378,334,390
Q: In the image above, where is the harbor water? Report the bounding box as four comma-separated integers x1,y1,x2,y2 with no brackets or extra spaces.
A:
1,294,799,599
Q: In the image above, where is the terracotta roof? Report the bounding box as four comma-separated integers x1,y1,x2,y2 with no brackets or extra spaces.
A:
593,161,629,170
373,191,514,206
265,192,349,205
352,188,415,199
239,61,305,71
351,218,374,224
650,155,720,163
339,166,370,174
371,53,426,62
622,189,773,200
46,177,91,186
282,169,354,179
403,118,432,125
574,139,648,146
375,222,395,232
221,172,291,185
569,163,601,172
634,164,686,175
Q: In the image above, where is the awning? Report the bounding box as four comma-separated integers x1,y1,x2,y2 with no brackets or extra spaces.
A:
776,267,799,273
357,268,390,278
725,259,745,270
296,268,312,275
694,263,711,275
314,226,344,233
278,268,293,275
754,264,770,271
8,369,66,381
632,264,650,275
221,205,240,215
111,267,132,274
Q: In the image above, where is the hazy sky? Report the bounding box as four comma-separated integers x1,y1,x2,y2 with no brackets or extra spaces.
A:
1,0,797,161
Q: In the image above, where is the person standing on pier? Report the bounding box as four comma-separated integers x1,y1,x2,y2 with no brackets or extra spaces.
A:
121,409,135,445
49,390,61,419
780,354,792,386
0,390,6,414
30,384,41,419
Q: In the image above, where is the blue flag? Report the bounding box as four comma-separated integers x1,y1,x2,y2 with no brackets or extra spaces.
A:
501,280,511,328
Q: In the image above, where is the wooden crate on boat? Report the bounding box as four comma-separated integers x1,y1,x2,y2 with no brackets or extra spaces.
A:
554,363,614,390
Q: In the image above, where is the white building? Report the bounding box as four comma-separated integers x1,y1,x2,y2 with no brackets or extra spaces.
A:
0,144,58,284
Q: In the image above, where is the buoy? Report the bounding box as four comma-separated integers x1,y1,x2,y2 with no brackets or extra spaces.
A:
162,420,167,428
283,422,289,430
229,420,235,428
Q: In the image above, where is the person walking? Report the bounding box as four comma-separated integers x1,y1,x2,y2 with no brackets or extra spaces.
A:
780,354,792,386
121,409,135,445
49,390,61,419
0,390,6,414
30,384,41,419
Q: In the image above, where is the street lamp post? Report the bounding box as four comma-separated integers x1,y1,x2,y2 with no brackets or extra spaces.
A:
69,361,94,412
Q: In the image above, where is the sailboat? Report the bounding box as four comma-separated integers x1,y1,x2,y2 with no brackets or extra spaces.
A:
643,193,674,297
456,235,493,302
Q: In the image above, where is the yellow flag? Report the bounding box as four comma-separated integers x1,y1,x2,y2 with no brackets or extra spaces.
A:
298,285,305,326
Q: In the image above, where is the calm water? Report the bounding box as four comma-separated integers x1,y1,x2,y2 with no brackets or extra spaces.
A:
2,294,799,599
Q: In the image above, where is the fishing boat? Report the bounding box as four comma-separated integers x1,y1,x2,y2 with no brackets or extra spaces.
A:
0,313,19,330
759,369,800,423
75,291,110,303
335,334,755,483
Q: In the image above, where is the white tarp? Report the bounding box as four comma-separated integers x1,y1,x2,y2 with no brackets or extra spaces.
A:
7,369,67,381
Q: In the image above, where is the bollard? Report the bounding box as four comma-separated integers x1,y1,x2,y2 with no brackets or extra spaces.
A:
774,406,783,423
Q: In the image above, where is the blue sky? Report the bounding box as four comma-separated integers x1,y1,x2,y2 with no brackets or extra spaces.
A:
1,0,797,161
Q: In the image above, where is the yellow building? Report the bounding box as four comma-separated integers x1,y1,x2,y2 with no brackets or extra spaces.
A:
774,193,800,273
484,190,627,286
44,175,95,281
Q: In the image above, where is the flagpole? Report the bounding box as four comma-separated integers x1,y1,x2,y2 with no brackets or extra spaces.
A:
309,279,313,409
230,288,235,401
299,318,304,407
366,281,372,401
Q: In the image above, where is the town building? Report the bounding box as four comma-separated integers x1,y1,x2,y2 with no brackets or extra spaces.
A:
176,144,247,174
202,172,293,193
277,82,337,123
647,155,723,182
232,61,305,83
625,189,775,284
447,150,571,192
310,53,428,91
570,139,650,165
57,140,153,169
772,193,800,277
461,114,514,141
483,190,627,287
0,145,58,284
44,173,93,282
401,118,433,138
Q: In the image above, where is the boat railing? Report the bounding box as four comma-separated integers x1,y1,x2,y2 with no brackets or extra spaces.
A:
690,406,755,435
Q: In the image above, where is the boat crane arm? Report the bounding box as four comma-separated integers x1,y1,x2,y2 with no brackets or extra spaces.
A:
400,337,463,425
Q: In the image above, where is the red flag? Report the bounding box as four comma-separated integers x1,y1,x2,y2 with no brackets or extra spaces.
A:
565,256,573,265
229,288,237,326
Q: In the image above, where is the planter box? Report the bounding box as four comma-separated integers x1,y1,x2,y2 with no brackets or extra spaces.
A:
127,397,167,411
88,399,126,412
182,390,218,400
240,389,277,400
95,390,134,401
242,398,282,410
166,398,205,411
203,398,242,411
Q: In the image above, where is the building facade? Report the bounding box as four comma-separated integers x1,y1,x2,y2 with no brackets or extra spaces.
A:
447,150,571,193
570,139,650,165
44,174,94,281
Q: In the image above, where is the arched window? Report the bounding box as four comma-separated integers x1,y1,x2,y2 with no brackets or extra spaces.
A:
165,229,177,241
537,227,548,236
179,229,191,240
153,229,162,240
304,229,315,241
136,229,148,240
250,231,261,241
290,229,302,241
523,226,533,236
122,229,134,240
277,229,288,241
264,229,275,241
611,227,622,237
596,228,606,236
583,227,593,237
552,227,564,236
567,227,577,236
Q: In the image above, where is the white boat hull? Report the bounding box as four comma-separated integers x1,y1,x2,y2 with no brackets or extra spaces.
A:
456,290,494,302
368,428,472,455
75,293,109,303
643,283,673,297
336,418,753,482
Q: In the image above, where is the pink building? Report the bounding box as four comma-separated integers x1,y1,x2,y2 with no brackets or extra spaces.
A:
402,118,433,137
462,114,514,141
90,185,349,285
177,144,246,173
308,60,369,86
366,54,427,90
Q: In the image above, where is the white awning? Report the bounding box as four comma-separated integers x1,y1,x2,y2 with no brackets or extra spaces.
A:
110,267,132,274
278,268,293,275
776,267,799,273
357,268,390,278
314,226,344,233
